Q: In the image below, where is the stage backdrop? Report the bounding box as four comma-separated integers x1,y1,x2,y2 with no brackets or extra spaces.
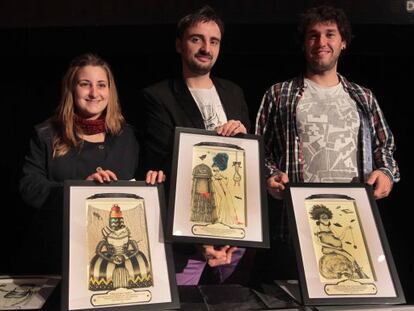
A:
1,0,413,303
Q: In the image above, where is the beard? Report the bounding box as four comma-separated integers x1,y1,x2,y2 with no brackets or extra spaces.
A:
186,52,215,75
307,58,338,74
307,52,340,74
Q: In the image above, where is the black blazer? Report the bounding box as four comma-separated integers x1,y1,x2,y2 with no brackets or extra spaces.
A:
138,76,250,177
19,122,139,209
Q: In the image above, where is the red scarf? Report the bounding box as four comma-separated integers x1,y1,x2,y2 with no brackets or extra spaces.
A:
74,114,106,135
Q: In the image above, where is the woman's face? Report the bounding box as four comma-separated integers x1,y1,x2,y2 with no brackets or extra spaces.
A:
74,65,109,120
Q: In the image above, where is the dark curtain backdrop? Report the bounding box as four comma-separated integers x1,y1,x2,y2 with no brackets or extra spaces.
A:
1,0,414,27
1,0,413,304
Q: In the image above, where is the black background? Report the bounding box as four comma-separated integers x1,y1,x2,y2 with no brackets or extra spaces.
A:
1,0,413,304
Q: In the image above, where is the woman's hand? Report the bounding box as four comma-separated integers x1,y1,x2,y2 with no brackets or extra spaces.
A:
86,167,118,183
146,170,166,185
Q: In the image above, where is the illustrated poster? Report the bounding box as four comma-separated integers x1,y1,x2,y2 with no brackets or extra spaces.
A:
305,195,377,295
86,194,153,307
190,142,246,239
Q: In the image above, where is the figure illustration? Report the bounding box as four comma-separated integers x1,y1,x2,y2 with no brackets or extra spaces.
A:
310,204,368,280
212,153,242,226
89,204,152,290
190,164,218,223
232,161,242,186
0,283,36,308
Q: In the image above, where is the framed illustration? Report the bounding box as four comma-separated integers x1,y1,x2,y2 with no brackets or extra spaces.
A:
166,127,269,248
62,181,179,311
0,275,60,310
285,183,405,306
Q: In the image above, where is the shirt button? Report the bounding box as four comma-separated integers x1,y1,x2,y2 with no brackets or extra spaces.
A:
98,145,105,150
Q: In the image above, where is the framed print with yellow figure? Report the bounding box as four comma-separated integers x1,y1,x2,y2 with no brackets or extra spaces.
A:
166,127,269,248
62,181,179,311
285,183,405,306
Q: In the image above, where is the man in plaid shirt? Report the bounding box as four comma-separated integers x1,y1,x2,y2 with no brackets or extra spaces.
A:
251,4,400,284
256,5,400,200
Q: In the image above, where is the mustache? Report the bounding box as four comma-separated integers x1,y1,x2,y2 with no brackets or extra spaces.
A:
195,51,213,59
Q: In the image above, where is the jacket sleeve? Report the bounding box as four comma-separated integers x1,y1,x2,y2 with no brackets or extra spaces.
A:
236,85,251,133
255,86,283,178
19,127,63,209
369,93,400,182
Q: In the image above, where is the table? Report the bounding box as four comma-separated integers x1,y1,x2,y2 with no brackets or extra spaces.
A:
36,283,414,310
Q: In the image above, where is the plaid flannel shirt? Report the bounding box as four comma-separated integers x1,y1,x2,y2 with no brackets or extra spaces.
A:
255,74,400,183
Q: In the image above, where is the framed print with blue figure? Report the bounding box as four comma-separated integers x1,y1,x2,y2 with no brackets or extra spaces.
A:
62,181,179,311
166,127,269,248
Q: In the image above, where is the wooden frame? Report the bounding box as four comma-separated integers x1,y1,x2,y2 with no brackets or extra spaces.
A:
62,181,179,311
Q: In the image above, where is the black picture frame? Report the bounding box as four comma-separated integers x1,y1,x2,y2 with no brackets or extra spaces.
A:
62,180,179,311
285,183,405,306
166,127,269,248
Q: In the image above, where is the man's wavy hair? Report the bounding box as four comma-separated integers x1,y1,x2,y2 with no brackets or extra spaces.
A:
297,5,352,45
176,5,224,39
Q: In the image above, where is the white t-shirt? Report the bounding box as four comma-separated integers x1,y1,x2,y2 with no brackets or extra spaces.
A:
189,86,227,130
296,78,360,182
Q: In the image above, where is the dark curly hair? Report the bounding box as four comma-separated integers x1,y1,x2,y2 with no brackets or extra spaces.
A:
309,204,333,221
176,5,224,39
297,5,352,46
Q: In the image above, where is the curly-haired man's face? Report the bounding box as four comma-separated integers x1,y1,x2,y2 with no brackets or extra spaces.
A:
304,21,346,75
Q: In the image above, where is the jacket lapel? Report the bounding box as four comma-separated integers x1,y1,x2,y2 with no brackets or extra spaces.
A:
172,78,205,129
212,77,233,120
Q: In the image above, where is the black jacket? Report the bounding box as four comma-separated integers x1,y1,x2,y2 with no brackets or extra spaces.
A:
19,122,139,209
138,76,250,178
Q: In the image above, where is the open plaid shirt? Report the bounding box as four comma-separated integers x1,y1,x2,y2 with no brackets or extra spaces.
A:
255,74,400,183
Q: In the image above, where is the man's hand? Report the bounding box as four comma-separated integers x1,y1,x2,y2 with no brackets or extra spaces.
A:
216,120,247,136
367,170,393,199
267,172,289,200
202,245,238,267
